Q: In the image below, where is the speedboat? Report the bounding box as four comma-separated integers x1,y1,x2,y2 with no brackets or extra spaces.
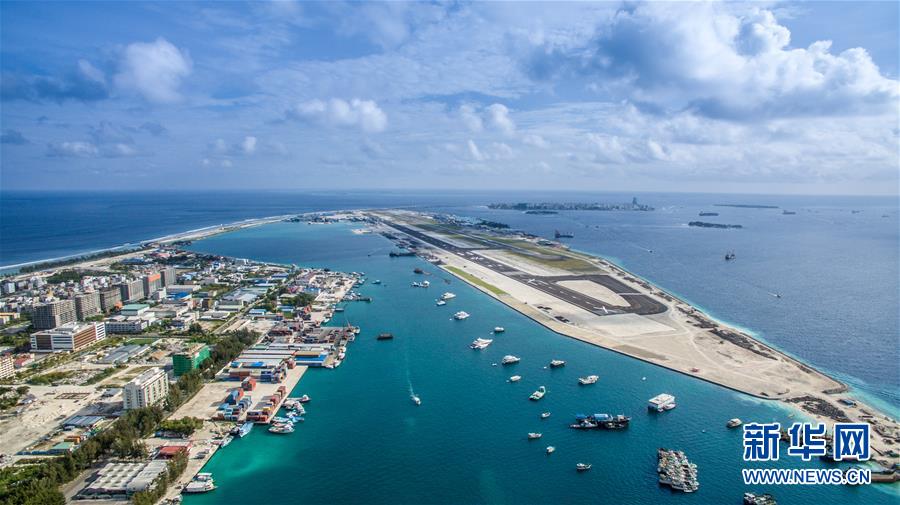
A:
441,292,456,300
527,432,542,440
372,280,381,285
549,360,566,368
546,446,555,454
436,300,446,306
493,327,505,333
576,463,592,472
453,311,470,320
508,375,522,382
183,473,216,493
578,375,599,385
411,395,422,406
540,412,551,419
727,418,743,428
298,394,311,403
529,386,546,401
470,338,493,349
422,280,430,288
501,355,520,365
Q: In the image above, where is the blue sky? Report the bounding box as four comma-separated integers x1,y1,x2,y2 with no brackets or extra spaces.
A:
1,1,898,194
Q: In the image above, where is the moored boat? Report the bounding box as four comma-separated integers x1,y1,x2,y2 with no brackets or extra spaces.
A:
527,432,542,440
453,311,470,320
493,326,505,333
529,386,546,401
501,355,520,365
578,375,599,385
576,463,592,472
549,360,566,368
546,446,555,454
441,292,456,300
648,393,676,412
470,338,493,349
268,423,294,434
183,473,216,494
727,418,743,428
508,375,522,382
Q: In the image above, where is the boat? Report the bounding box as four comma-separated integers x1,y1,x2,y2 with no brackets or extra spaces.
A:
527,432,543,440
414,268,424,274
232,422,253,438
268,423,294,434
546,446,555,454
540,412,551,419
663,403,677,411
372,280,381,285
725,251,736,261
441,292,456,300
508,375,522,382
453,311,470,320
271,417,293,424
576,463,592,472
422,280,430,288
571,413,631,430
377,332,394,340
657,448,699,493
297,394,311,403
549,360,566,368
501,355,520,365
727,418,743,428
411,281,423,287
554,230,574,239
411,395,421,406
493,327,505,333
470,338,493,349
743,492,777,505
333,306,345,313
648,393,676,412
183,473,216,494
529,386,546,401
436,300,446,306
578,375,599,385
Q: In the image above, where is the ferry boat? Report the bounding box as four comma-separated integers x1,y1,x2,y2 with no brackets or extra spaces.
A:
377,332,394,340
183,473,216,494
508,375,522,382
546,446,555,454
269,423,294,434
436,300,446,306
540,412,551,419
727,418,743,428
501,355,520,365
549,360,566,368
578,375,599,385
470,338,493,350
441,292,456,300
648,393,676,412
493,327,505,333
576,463,592,472
529,386,546,401
527,432,542,440
453,311,470,320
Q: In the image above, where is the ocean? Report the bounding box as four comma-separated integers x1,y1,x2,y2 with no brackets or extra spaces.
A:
180,220,898,504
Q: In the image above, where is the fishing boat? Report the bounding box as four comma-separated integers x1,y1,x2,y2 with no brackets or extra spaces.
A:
183,473,216,494
441,292,456,300
576,463,592,472
470,338,493,349
527,432,543,440
436,300,446,306
727,418,743,428
529,386,546,401
501,355,520,365
508,375,522,382
453,311,470,320
546,446,555,454
541,412,551,419
493,327,505,333
578,375,599,385
549,360,566,368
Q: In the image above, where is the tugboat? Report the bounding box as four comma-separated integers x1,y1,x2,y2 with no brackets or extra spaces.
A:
578,375,599,385
529,386,547,401
576,463,592,472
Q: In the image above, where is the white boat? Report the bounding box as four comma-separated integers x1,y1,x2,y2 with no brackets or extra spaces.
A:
648,393,676,412
527,432,543,440
183,473,216,494
411,395,422,406
470,338,493,349
493,327,505,333
453,311,470,320
540,412,551,419
268,423,294,434
436,300,446,306
576,463,592,472
529,386,546,401
549,360,566,368
578,375,599,385
726,418,743,428
422,280,430,288
501,355,520,365
508,375,522,382
441,292,456,300
546,446,555,454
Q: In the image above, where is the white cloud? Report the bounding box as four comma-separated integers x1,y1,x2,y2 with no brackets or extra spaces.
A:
459,104,483,132
47,141,99,158
467,139,484,161
288,98,388,133
485,103,515,136
241,136,257,154
115,38,193,103
522,133,548,148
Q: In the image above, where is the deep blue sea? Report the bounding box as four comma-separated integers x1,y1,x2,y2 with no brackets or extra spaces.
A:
180,221,898,505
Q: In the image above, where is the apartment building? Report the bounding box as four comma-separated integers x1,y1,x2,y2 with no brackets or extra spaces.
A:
30,322,106,352
32,299,77,330
74,292,101,320
123,367,169,410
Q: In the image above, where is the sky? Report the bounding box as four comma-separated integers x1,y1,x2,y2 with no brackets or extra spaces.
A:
1,1,898,195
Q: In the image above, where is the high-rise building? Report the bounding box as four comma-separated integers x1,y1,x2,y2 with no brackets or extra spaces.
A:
118,279,145,303
172,344,210,377
99,287,122,313
32,300,76,330
74,292,101,320
30,322,106,352
142,272,162,296
123,367,169,410
0,352,14,379
160,267,177,287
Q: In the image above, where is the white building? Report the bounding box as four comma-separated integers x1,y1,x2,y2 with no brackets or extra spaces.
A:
123,367,169,410
0,352,14,379
30,322,106,352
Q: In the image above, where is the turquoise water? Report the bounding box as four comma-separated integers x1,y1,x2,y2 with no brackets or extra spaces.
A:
183,222,896,505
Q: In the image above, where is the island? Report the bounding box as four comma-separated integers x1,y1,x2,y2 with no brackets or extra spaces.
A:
489,197,653,212
688,221,743,229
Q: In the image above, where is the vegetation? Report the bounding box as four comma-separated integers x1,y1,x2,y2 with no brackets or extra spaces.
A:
157,417,203,436
17,247,144,274
478,219,510,229
287,292,316,308
27,371,76,385
130,451,188,505
0,386,29,410
82,365,124,386
45,269,107,284
445,267,507,296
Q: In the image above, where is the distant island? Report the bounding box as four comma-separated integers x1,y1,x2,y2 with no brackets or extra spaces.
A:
689,221,743,229
524,210,558,215
713,204,779,209
489,197,653,212
698,212,719,216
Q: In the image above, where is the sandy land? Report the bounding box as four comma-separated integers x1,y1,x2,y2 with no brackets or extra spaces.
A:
557,279,630,307
375,211,900,464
